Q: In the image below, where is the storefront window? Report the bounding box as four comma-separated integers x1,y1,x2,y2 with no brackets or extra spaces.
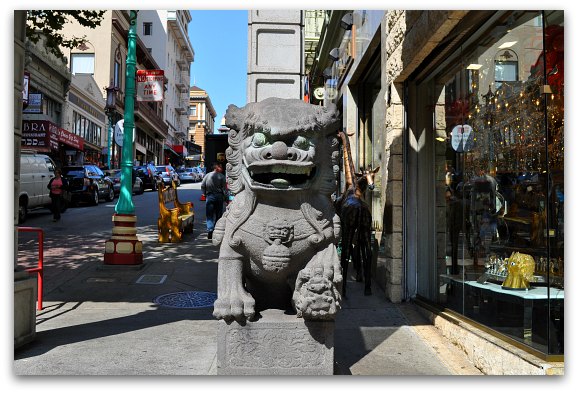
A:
429,11,563,356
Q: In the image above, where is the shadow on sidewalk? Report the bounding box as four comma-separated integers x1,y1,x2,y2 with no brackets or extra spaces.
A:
15,304,215,360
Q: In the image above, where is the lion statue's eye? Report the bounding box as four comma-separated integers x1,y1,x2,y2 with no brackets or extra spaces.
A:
252,132,267,148
293,136,310,150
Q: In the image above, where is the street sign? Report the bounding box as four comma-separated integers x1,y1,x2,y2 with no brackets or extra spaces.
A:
114,119,136,147
23,93,43,114
114,119,135,147
136,69,164,102
114,120,124,146
451,124,474,153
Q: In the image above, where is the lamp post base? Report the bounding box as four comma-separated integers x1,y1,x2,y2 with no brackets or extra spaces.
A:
104,214,143,265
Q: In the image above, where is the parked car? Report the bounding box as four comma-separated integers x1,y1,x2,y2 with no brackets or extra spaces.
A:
134,164,160,191
62,164,115,205
192,166,205,181
155,165,180,186
176,167,198,183
107,169,144,196
18,151,59,223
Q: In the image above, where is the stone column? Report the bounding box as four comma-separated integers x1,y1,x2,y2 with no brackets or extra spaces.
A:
14,10,37,348
247,10,304,102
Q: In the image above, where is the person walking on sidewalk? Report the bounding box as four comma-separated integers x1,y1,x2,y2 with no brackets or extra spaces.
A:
47,168,68,222
201,163,226,239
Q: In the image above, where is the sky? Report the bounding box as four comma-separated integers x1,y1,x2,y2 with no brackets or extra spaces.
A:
188,10,248,127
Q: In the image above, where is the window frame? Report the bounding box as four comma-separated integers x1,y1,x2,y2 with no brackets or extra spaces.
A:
70,53,95,75
143,22,153,36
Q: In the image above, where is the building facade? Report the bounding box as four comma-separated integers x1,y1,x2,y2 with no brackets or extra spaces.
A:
137,10,194,166
310,10,564,374
22,31,82,169
188,85,216,166
59,10,169,168
63,74,107,165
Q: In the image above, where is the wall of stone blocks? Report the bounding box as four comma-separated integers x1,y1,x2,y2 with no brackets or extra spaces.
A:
377,11,470,302
416,304,564,375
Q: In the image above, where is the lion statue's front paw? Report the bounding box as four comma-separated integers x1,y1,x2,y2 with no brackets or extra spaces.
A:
213,286,256,322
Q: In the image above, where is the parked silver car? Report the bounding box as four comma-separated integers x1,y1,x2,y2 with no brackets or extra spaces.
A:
107,169,144,196
176,167,198,183
155,165,180,186
192,166,205,180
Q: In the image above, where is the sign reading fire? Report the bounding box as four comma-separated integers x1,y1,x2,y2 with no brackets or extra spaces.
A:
136,69,164,102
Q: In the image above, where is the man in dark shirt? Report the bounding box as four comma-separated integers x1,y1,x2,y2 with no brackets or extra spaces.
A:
201,163,226,239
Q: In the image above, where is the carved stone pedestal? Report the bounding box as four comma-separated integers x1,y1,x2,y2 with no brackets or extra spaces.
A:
217,309,334,375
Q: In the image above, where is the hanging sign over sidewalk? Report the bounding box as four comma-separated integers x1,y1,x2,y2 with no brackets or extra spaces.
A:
136,69,164,102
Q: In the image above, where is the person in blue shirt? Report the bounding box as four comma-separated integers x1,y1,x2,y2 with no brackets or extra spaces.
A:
201,163,226,239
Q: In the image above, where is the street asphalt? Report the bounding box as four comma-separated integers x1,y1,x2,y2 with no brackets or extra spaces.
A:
12,181,482,379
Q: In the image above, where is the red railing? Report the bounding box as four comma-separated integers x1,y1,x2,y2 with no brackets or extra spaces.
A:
18,227,44,310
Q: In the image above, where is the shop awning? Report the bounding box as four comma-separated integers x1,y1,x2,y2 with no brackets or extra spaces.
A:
163,144,179,157
173,144,187,156
186,154,203,161
22,120,83,151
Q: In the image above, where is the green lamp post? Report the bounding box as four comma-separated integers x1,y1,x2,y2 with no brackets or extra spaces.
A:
104,10,143,265
116,10,138,214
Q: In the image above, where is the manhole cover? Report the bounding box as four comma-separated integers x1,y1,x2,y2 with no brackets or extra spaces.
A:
153,291,217,309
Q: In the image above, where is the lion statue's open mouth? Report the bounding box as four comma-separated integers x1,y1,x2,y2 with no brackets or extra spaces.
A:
246,162,317,189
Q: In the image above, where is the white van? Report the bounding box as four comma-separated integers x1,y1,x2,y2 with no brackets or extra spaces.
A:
18,152,57,223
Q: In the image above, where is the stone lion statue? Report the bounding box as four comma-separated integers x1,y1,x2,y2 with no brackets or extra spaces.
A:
212,97,343,322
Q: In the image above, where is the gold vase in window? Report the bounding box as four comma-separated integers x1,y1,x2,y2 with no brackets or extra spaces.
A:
502,252,535,289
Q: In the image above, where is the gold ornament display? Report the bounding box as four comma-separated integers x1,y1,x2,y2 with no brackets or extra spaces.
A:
502,252,535,289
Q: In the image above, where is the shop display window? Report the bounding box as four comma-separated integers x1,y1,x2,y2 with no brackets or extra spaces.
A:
432,11,563,356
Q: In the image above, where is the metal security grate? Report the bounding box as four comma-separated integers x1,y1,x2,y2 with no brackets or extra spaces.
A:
136,275,167,285
86,277,119,283
153,291,217,309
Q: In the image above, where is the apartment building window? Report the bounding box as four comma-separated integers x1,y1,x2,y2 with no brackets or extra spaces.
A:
73,111,102,145
71,53,95,75
114,60,122,89
191,105,197,117
494,49,519,89
143,22,153,36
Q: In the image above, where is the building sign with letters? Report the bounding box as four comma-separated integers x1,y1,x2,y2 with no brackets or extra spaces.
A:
23,93,43,114
21,120,83,152
136,70,164,102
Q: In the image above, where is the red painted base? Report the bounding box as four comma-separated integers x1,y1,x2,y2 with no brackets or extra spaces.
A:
103,213,143,265
104,248,143,265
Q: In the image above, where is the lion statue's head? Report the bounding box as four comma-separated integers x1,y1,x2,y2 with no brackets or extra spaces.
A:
224,97,341,197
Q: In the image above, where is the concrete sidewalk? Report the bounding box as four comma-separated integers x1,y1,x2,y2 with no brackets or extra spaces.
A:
13,220,481,376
